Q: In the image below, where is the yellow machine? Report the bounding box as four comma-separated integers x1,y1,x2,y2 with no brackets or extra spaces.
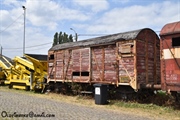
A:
3,54,47,92
24,54,47,91
4,56,34,90
0,55,13,85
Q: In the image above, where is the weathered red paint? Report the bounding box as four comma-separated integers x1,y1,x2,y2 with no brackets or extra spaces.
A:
160,21,180,92
160,21,180,36
48,28,160,90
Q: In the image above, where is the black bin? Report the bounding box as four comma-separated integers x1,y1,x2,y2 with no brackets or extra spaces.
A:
93,84,108,105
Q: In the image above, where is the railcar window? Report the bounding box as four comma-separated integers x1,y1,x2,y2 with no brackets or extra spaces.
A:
118,44,134,57
120,45,131,53
81,72,89,76
73,72,80,76
172,37,180,47
72,72,89,76
49,54,54,60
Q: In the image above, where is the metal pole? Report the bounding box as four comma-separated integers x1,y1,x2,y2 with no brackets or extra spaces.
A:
70,28,78,42
30,71,34,90
22,6,26,56
75,32,78,42
0,45,2,57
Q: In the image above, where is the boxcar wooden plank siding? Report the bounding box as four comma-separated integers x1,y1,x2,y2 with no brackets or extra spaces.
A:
92,47,104,82
48,28,160,90
104,45,116,82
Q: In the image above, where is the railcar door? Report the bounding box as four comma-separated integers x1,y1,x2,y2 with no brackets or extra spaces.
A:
91,45,117,84
117,40,137,90
72,48,90,82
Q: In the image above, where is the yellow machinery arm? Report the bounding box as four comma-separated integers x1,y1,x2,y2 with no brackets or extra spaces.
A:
0,55,13,84
13,56,34,70
1,54,47,92
4,56,34,90
24,54,47,91
0,56,12,69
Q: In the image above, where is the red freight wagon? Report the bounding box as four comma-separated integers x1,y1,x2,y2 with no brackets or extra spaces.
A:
48,28,160,91
160,21,180,93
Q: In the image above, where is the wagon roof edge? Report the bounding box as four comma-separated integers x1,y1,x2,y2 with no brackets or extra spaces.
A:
160,21,180,36
49,28,155,51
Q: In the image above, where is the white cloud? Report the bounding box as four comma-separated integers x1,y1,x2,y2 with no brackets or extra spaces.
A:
73,0,109,12
1,0,179,58
82,1,180,34
2,0,24,7
112,0,130,4
1,26,52,58
1,0,93,58
0,10,11,27
26,0,90,30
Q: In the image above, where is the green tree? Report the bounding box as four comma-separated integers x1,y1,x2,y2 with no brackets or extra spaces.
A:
52,31,73,46
59,32,63,44
53,32,58,46
69,34,73,42
63,32,68,43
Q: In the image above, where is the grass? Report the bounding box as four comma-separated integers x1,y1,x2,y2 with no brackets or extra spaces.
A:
106,100,180,120
1,85,180,120
109,100,171,111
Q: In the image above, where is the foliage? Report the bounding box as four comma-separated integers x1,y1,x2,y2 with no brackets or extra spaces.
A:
53,32,58,46
53,32,73,46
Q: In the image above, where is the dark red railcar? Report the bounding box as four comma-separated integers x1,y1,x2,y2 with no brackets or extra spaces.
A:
160,21,180,93
48,28,160,91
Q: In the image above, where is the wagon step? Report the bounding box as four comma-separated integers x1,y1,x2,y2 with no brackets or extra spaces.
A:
80,91,93,94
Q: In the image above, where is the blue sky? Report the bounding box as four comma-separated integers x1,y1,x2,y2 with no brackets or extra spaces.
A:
0,0,180,58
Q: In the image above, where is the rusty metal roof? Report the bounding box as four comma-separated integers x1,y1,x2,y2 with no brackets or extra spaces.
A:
49,28,155,51
160,21,180,36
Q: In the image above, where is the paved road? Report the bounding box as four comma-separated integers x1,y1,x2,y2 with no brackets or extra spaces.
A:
0,90,162,120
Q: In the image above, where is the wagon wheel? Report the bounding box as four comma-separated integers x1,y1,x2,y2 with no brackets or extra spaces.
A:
137,89,154,103
175,93,180,104
9,83,13,89
60,84,68,94
172,92,180,105
25,85,30,91
54,85,60,93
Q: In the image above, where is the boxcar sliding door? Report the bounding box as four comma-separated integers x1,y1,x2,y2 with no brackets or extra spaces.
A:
117,40,137,89
91,45,117,84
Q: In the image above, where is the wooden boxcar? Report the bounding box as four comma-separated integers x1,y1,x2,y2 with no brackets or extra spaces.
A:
48,28,160,91
160,21,180,93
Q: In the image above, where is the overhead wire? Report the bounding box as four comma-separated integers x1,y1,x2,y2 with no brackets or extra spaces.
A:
0,12,161,51
4,45,51,52
4,42,52,50
3,30,161,51
0,14,23,34
3,42,52,52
